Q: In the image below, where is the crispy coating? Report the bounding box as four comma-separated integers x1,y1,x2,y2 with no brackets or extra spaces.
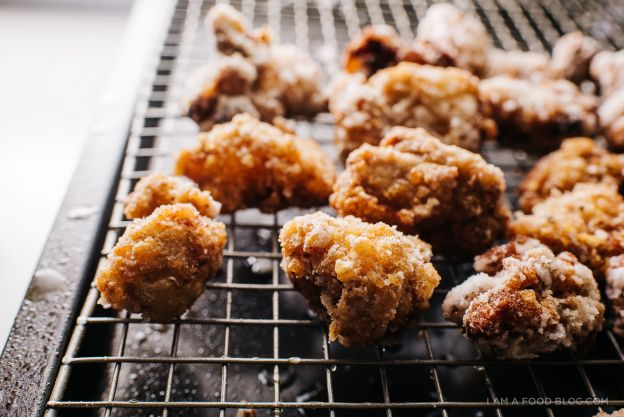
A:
96,204,227,320
550,31,601,83
590,50,624,97
174,113,335,213
124,173,221,219
479,76,598,152
484,49,550,81
184,4,326,130
606,255,624,336
330,127,509,257
473,235,548,276
512,183,624,276
279,212,441,347
518,138,624,212
329,62,484,159
595,411,624,417
598,89,624,150
443,238,604,359
414,3,491,75
342,25,424,78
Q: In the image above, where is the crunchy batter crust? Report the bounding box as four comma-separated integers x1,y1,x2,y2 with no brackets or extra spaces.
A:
479,76,598,152
595,411,624,417
96,204,227,320
184,4,326,130
590,50,624,97
606,255,624,336
174,113,335,213
518,138,624,212
512,183,624,276
443,238,604,359
279,212,440,347
330,62,484,160
598,89,624,150
484,49,550,81
330,127,509,257
549,31,601,83
124,173,222,219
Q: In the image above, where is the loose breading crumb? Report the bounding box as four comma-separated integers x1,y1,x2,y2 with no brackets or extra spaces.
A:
549,31,601,83
512,183,624,276
330,127,509,257
329,62,484,160
175,113,335,213
479,76,598,152
443,238,605,359
96,204,227,321
124,173,222,219
518,138,624,212
606,255,624,336
279,212,441,347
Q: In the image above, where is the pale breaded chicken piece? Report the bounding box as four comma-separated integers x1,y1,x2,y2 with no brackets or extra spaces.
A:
512,183,624,276
414,3,491,75
96,204,227,321
479,76,598,151
174,113,335,213
124,173,221,219
443,238,604,359
342,25,424,78
549,31,601,83
184,4,326,130
595,411,624,417
606,255,624,336
279,212,441,347
598,89,624,150
590,50,624,97
484,49,551,81
330,62,484,159
330,127,509,257
518,138,624,212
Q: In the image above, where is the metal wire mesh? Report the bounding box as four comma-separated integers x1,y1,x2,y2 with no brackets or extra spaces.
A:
45,0,624,416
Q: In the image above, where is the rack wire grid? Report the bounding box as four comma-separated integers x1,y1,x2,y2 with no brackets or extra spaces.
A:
44,0,624,416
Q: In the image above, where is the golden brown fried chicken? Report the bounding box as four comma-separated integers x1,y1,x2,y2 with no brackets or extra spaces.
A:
598,89,624,150
184,4,326,130
606,255,624,336
414,3,491,75
330,127,509,257
595,410,624,417
96,204,227,320
590,50,624,97
479,76,598,151
483,49,551,81
174,113,335,213
443,238,604,359
330,62,484,159
512,183,624,276
124,173,221,219
518,138,624,212
279,212,441,347
550,31,601,83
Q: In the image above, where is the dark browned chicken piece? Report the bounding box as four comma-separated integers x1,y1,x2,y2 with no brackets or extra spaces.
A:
124,173,221,219
330,127,509,257
175,113,335,213
549,31,601,83
280,212,440,347
443,238,604,359
96,204,227,320
518,137,624,212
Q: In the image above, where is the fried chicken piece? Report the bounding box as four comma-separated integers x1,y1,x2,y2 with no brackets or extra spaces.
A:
330,62,484,159
473,235,548,276
512,183,624,276
124,173,222,219
479,76,598,151
96,204,227,320
414,3,492,75
518,137,624,212
484,49,550,81
596,411,624,417
330,127,509,257
184,4,326,130
174,113,335,213
590,50,624,97
550,31,601,83
598,89,624,150
279,212,441,347
606,255,624,336
443,238,604,359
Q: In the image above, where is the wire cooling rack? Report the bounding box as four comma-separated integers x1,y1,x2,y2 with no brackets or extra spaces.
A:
45,0,624,416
